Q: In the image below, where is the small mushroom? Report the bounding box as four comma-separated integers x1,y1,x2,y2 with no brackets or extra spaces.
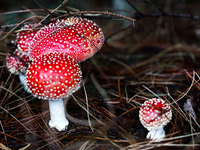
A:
6,49,31,91
139,98,172,140
28,17,104,62
6,49,31,75
26,52,82,131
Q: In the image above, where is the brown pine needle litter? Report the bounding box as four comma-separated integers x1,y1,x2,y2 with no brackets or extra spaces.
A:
1,0,200,149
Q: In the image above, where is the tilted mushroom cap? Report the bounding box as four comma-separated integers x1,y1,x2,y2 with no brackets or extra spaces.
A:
28,17,104,62
139,98,172,130
26,52,82,100
60,17,104,50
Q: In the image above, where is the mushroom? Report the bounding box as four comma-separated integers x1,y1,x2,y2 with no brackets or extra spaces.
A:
6,49,31,91
6,49,31,75
28,17,104,62
139,98,172,140
26,52,82,131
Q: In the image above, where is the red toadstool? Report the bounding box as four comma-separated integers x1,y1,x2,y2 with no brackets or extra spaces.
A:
6,49,32,91
26,52,82,131
139,98,172,140
6,49,31,75
28,17,104,62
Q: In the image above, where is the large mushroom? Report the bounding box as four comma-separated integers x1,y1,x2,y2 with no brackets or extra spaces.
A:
139,98,172,140
28,17,104,62
26,52,82,131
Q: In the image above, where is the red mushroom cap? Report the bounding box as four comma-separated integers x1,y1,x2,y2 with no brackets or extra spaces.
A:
61,17,104,50
16,23,40,52
26,52,82,100
139,98,172,130
6,49,31,75
28,17,104,62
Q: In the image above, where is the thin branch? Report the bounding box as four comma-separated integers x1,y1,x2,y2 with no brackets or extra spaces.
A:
37,0,68,25
58,0,70,14
143,0,166,15
74,0,84,17
180,1,193,18
52,10,136,22
125,0,143,16
34,0,58,17
53,10,200,22
134,12,200,20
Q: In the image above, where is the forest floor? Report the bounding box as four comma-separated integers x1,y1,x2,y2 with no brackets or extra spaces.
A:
1,0,200,149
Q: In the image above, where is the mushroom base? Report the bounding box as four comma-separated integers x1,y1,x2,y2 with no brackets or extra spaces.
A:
146,128,165,141
48,99,69,131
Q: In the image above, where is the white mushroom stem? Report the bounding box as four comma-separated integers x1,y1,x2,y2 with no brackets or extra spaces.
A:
146,127,165,141
48,99,69,131
19,74,28,92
